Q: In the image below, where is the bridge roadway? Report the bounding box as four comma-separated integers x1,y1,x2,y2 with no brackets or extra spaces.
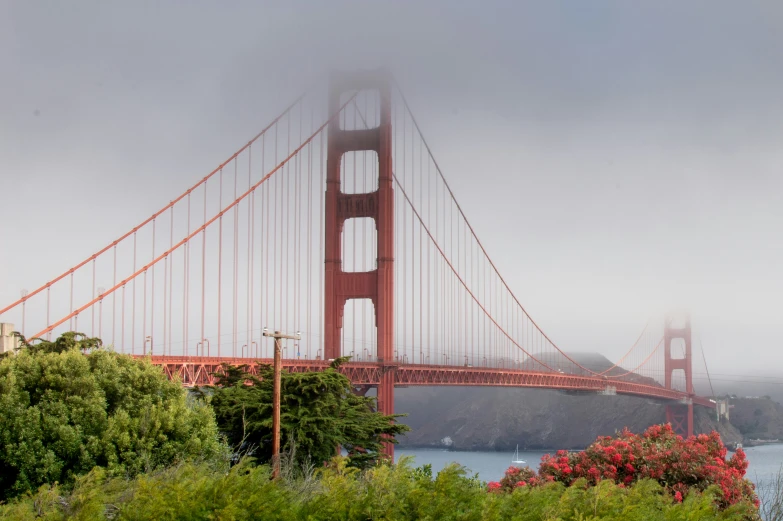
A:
147,355,715,409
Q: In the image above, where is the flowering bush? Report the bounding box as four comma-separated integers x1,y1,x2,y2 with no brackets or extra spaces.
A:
497,424,758,512
489,465,536,492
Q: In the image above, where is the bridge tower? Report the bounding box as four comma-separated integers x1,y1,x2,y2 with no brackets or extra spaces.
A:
324,70,396,457
664,315,694,437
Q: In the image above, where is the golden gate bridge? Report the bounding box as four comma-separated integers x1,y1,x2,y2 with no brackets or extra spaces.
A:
0,70,715,457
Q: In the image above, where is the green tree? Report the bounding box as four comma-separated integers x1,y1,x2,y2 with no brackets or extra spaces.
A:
0,332,225,500
201,357,409,469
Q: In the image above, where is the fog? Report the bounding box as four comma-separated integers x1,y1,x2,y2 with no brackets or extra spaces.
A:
2,1,782,383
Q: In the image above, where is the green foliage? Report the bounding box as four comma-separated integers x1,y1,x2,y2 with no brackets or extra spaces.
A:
0,457,760,520
0,332,226,501
201,357,410,469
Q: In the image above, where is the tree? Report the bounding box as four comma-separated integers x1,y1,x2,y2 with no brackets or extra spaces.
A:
201,357,409,469
0,332,225,500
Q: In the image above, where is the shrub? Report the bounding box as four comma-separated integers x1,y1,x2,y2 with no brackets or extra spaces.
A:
493,465,536,493
0,333,226,500
497,424,758,514
0,457,758,520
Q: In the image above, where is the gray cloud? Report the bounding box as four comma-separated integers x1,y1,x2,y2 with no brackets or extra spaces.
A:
1,0,782,378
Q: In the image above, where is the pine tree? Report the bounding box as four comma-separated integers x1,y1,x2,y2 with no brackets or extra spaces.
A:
201,357,409,469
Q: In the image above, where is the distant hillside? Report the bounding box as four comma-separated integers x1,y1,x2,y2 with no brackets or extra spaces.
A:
710,382,783,405
394,352,743,450
521,351,661,387
395,386,741,450
729,397,783,441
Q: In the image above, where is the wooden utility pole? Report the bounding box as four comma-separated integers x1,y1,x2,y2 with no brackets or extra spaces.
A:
262,328,300,479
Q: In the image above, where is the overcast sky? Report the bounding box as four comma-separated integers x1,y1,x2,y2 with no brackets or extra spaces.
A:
2,1,782,379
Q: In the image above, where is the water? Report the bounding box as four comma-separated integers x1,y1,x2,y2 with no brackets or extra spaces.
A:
397,443,783,488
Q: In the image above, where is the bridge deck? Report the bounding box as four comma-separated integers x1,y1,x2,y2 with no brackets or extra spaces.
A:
146,356,714,408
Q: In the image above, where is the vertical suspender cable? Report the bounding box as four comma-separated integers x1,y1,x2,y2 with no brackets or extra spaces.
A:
168,206,174,354
339,109,345,355
121,283,125,352
298,117,304,356
285,111,291,336
143,267,147,354
21,293,25,338
318,119,324,358
428,152,432,363
410,113,415,362
307,107,313,358
132,232,137,353
112,245,116,346
352,106,357,357
185,194,191,355
91,259,96,336
151,218,156,353
97,294,102,340
46,286,52,340
69,272,74,332
419,131,423,364
402,106,406,361
218,169,223,357
265,133,271,355
163,219,168,356
247,148,253,355
261,135,266,356
233,159,238,356
273,125,278,333
201,180,207,356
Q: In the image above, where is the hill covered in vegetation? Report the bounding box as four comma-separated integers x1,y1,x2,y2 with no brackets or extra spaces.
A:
395,352,744,450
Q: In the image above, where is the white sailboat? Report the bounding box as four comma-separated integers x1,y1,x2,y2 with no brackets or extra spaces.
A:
512,444,526,465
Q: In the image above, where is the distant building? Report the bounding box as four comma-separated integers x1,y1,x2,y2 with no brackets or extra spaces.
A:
716,398,731,421
0,323,19,354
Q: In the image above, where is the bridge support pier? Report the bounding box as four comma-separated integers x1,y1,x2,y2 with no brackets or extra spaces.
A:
664,315,694,437
324,70,396,459
666,401,693,438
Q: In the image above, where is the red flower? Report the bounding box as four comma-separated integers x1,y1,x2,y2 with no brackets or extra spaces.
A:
490,424,757,512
